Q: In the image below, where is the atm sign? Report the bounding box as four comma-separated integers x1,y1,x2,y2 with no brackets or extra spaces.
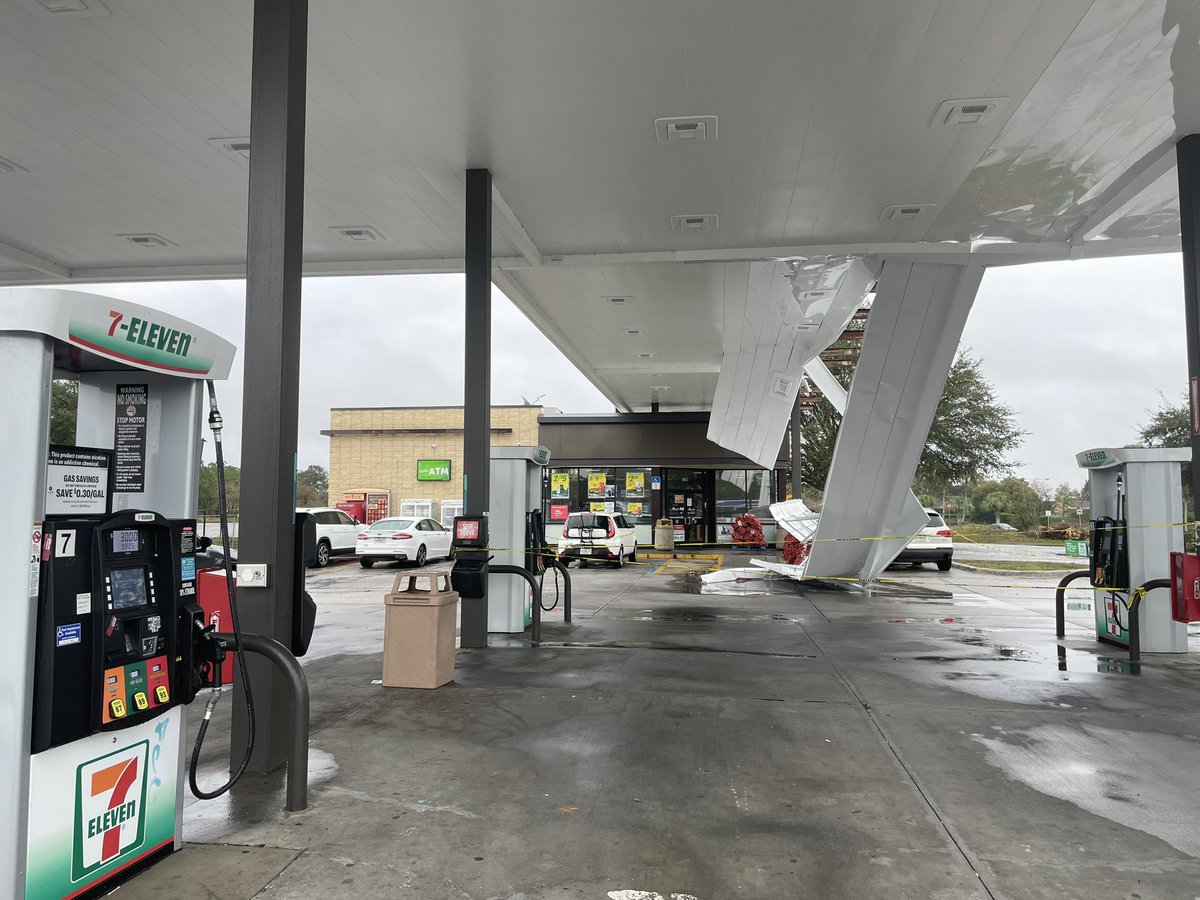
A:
417,460,451,481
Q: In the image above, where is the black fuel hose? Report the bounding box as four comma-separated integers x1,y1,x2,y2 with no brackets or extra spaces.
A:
188,380,256,800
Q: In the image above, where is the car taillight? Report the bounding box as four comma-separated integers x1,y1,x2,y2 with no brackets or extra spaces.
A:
392,533,413,540
562,527,568,538
607,521,615,538
936,529,953,538
358,532,368,539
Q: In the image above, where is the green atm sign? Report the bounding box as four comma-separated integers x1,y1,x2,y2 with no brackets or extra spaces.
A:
417,459,451,481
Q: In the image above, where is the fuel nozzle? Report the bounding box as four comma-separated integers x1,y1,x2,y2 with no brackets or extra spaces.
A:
205,379,223,439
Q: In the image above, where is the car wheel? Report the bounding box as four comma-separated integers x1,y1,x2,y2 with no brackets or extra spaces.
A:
447,545,456,561
359,558,375,569
629,546,637,562
937,559,952,572
416,545,427,566
315,539,331,568
614,547,624,568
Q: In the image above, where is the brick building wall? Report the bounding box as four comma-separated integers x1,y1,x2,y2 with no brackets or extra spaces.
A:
324,406,542,519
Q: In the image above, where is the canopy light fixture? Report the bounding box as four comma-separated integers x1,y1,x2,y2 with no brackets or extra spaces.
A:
671,214,718,231
25,0,109,17
118,233,176,249
330,225,389,243
931,98,1008,127
654,116,718,143
880,204,936,222
208,137,251,160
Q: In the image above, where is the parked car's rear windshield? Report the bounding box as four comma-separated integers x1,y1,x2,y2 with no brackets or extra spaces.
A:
927,512,947,528
566,513,608,528
369,518,414,530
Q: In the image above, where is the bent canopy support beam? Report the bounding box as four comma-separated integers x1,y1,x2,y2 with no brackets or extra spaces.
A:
805,261,985,582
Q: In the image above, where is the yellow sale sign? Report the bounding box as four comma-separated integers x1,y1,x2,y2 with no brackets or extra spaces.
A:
587,473,606,498
625,472,644,494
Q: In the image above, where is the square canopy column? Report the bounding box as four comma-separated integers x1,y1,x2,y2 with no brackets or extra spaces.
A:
233,0,309,773
461,168,492,649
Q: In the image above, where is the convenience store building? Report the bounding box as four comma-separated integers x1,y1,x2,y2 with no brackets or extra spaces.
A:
323,406,788,546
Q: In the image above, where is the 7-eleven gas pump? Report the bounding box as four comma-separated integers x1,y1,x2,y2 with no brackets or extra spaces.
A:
1077,446,1190,653
0,289,237,899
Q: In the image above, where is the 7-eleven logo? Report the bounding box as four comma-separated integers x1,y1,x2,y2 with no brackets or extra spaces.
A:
72,742,148,881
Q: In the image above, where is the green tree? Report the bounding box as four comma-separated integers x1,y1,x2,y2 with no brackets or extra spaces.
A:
980,491,1009,524
49,379,78,445
797,349,1024,497
296,464,329,507
1137,393,1189,448
916,351,1025,487
1134,393,1192,518
1053,482,1077,517
198,462,240,514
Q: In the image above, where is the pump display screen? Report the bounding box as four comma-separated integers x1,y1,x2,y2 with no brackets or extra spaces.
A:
112,529,141,554
110,567,149,610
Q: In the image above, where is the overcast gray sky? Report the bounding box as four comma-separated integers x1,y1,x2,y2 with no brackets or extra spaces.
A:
79,252,1189,490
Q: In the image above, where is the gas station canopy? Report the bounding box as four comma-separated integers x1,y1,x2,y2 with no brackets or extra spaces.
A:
0,0,1193,415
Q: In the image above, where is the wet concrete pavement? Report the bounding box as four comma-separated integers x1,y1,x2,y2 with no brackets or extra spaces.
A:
124,554,1200,899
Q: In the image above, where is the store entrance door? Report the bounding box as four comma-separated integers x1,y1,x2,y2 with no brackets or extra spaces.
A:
666,485,707,544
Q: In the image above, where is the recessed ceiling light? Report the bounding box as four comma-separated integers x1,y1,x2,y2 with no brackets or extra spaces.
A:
654,116,718,143
604,296,635,308
118,233,176,249
208,137,251,160
637,352,658,359
670,214,718,231
0,155,29,174
330,225,389,243
623,328,645,337
650,385,671,391
22,0,109,17
930,98,1008,127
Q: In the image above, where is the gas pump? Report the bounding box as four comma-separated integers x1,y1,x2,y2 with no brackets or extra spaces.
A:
1077,447,1190,652
487,447,551,633
1,289,237,900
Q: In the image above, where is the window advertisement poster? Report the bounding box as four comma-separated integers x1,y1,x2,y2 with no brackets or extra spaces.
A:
587,473,607,499
590,501,606,513
625,472,644,496
627,502,644,517
550,472,570,500
550,503,569,521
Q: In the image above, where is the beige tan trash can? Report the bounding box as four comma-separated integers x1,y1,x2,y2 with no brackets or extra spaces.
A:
654,519,675,551
382,569,459,689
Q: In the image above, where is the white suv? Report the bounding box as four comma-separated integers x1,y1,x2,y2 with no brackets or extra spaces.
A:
297,507,361,567
895,508,953,571
558,512,637,567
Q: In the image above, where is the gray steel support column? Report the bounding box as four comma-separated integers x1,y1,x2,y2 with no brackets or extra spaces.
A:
233,0,308,773
1178,135,1200,512
462,168,492,649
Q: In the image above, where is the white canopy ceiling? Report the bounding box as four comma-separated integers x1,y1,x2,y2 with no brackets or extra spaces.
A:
0,0,1193,411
